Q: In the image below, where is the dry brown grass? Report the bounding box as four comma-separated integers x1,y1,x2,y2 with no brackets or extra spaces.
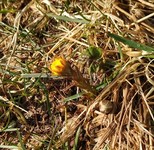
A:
0,0,154,149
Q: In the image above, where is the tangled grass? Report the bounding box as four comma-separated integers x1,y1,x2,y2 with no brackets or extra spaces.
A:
0,0,154,149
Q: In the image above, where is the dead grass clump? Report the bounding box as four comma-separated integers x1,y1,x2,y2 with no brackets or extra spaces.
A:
0,0,154,149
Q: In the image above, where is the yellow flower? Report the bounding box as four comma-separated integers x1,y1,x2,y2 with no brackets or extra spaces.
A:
50,57,72,76
49,57,97,95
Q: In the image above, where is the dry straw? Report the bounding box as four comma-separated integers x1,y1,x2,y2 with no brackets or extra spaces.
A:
0,0,154,149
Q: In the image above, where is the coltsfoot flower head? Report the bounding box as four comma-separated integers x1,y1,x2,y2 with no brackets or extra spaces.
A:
50,57,72,76
49,57,97,95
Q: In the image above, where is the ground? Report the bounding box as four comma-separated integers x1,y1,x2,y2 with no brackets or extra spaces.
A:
0,0,154,150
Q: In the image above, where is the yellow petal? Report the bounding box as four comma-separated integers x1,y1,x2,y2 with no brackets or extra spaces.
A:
50,57,71,76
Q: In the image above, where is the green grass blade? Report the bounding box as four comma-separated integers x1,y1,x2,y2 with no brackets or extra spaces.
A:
117,43,123,60
73,126,81,150
0,145,18,149
1,128,19,132
21,73,65,79
64,92,84,102
46,13,90,24
0,9,15,14
108,33,154,52
143,54,154,58
17,130,26,150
